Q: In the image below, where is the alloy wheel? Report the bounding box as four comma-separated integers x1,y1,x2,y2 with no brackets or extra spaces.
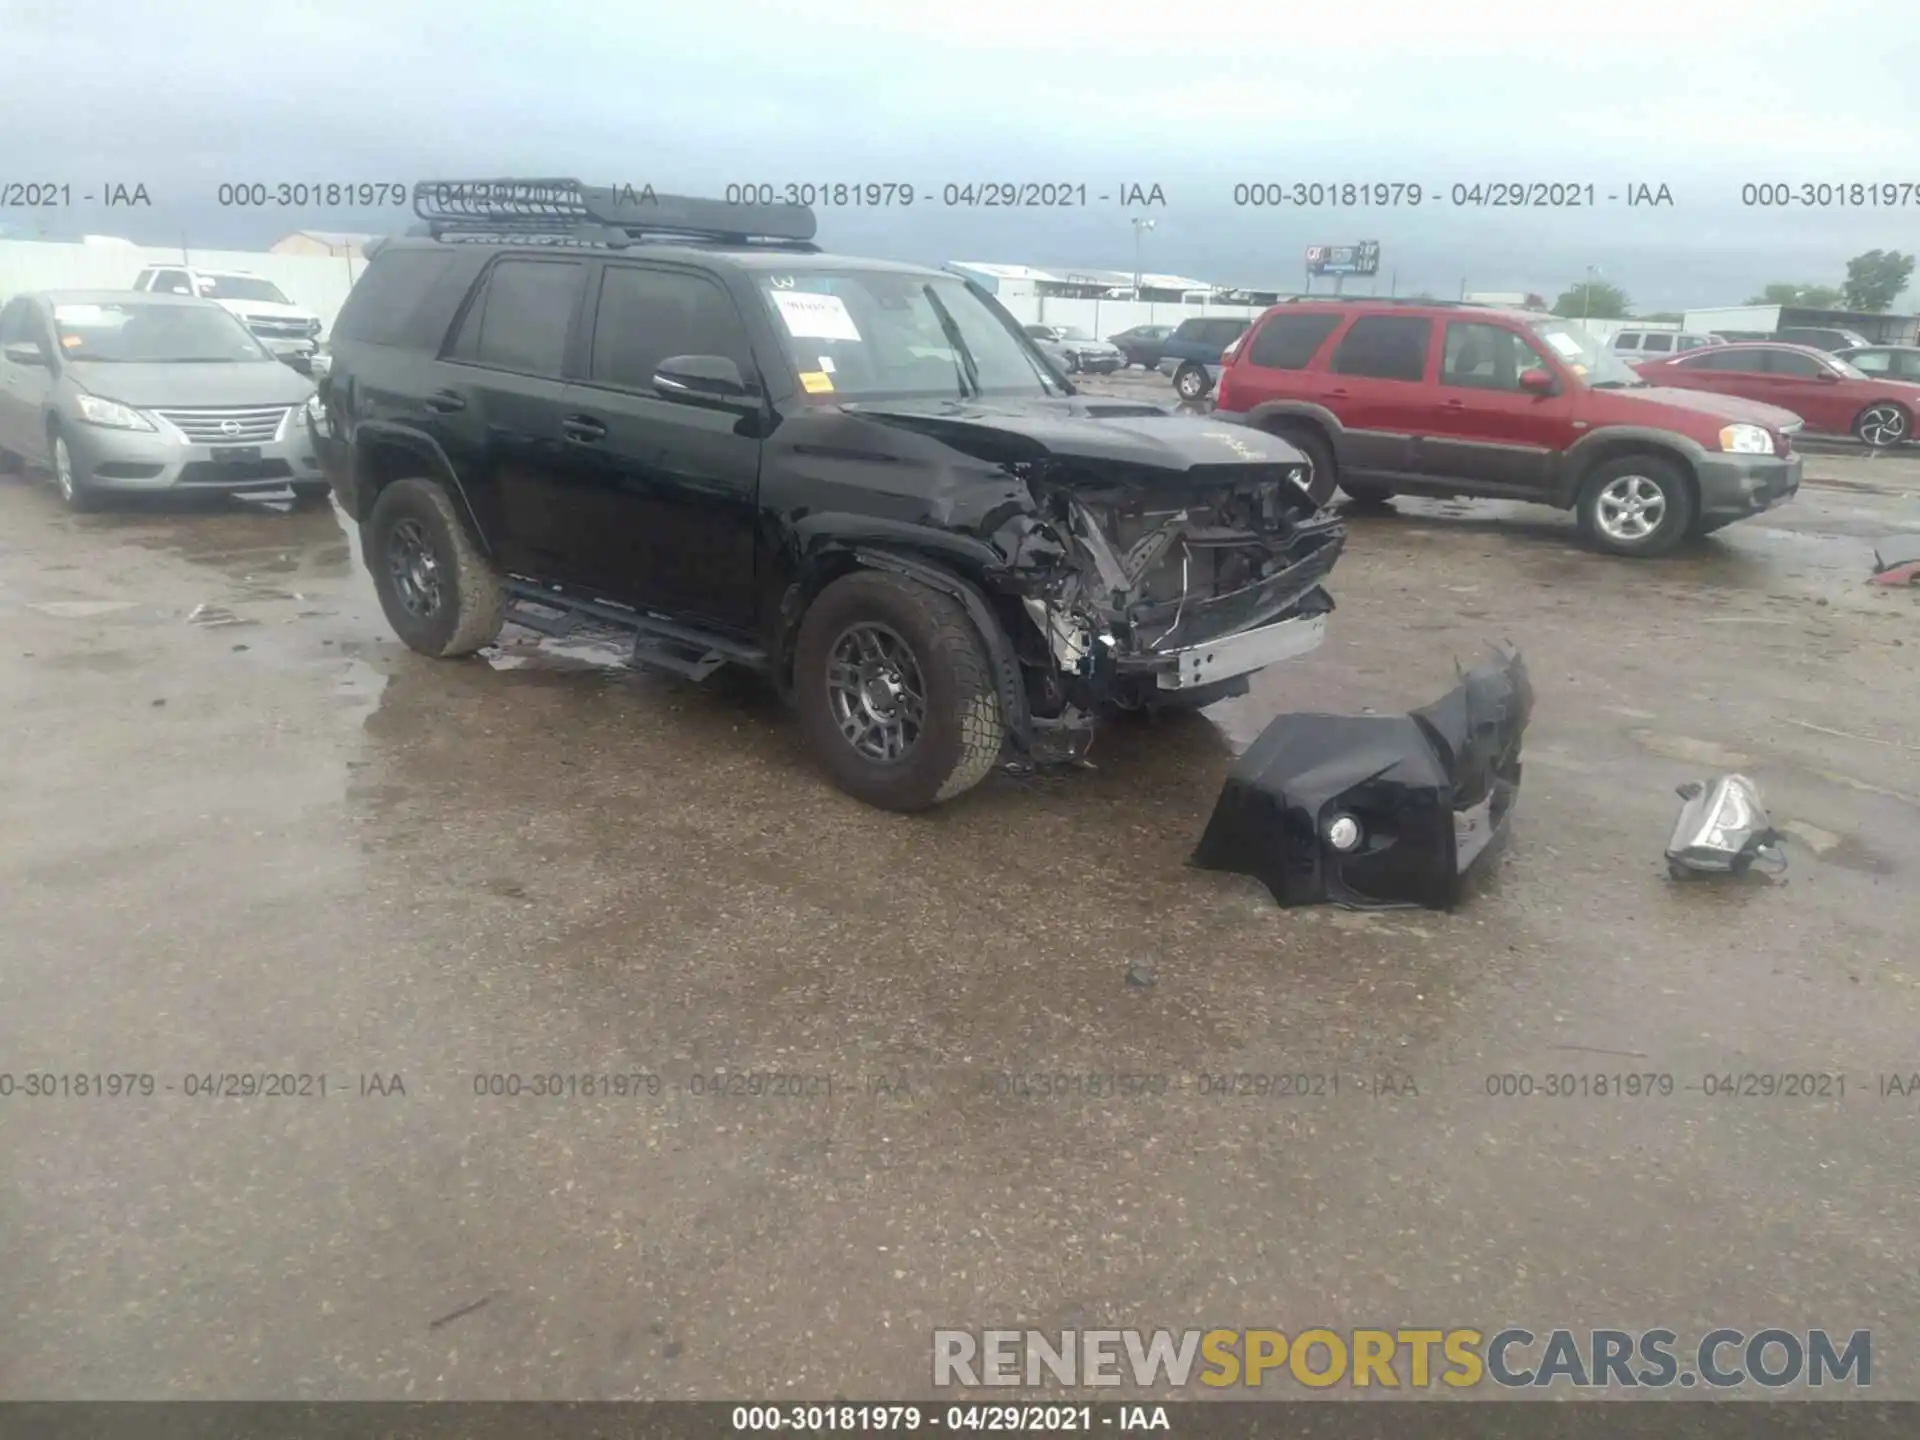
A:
1857,405,1909,448
387,518,443,617
826,622,928,763
54,436,76,503
1594,474,1668,543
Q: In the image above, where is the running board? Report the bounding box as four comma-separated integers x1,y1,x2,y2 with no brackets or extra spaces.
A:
503,581,768,681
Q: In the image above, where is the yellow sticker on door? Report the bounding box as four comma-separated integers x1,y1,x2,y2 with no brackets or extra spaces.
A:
799,370,835,394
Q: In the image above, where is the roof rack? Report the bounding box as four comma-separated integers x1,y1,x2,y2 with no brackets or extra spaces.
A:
1284,295,1495,308
409,179,819,252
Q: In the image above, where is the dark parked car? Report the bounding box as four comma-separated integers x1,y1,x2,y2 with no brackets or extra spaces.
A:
1211,298,1804,557
318,182,1345,811
0,289,325,510
1107,323,1173,369
1631,342,1920,448
1155,316,1252,400
1774,326,1872,353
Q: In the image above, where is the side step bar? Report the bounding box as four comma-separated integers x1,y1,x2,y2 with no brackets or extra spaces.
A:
503,581,768,681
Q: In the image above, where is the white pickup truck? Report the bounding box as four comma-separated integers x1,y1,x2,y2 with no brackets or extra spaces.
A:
132,265,322,371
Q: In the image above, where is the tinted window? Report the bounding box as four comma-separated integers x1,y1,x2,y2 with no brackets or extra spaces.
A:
1207,319,1249,345
1441,322,1547,390
1172,319,1208,341
1247,312,1340,369
1846,350,1893,374
336,248,460,348
450,260,582,377
1612,333,1641,350
1328,315,1431,381
1711,349,1771,373
1675,349,1733,369
1640,333,1673,352
1766,349,1825,377
590,266,753,391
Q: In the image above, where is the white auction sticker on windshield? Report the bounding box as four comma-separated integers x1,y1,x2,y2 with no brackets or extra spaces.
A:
772,291,862,341
1542,332,1583,357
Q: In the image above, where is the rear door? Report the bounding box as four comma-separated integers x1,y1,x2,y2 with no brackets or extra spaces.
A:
1235,309,1343,408
1418,319,1573,494
1313,314,1435,478
555,261,764,627
1751,347,1852,432
431,255,590,580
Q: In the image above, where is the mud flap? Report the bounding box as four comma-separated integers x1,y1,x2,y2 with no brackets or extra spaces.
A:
1192,649,1533,910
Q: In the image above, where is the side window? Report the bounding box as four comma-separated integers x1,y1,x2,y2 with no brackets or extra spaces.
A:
1613,333,1640,350
132,269,154,291
1173,319,1207,342
1675,350,1729,370
589,265,754,392
148,269,191,295
1896,352,1920,381
447,259,582,377
1209,319,1248,346
1675,336,1705,351
1640,333,1673,353
1441,322,1547,391
1766,349,1825,378
334,248,459,348
1246,313,1342,370
1714,350,1770,373
1847,350,1893,375
1328,315,1432,382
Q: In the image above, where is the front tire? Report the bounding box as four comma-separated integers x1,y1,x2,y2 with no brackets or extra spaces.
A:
794,570,1006,812
1263,423,1340,507
365,477,505,657
50,429,98,512
1577,455,1695,557
1853,402,1911,449
1173,365,1211,401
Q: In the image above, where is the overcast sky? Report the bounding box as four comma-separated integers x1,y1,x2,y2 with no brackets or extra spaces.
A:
4,0,1917,310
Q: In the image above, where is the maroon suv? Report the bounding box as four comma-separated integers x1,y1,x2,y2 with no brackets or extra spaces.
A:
1213,299,1803,556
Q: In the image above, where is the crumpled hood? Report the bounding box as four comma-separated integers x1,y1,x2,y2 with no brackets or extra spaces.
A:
1620,385,1803,430
842,396,1306,473
66,360,316,409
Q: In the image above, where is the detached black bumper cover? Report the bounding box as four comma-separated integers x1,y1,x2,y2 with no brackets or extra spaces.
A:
1192,650,1533,909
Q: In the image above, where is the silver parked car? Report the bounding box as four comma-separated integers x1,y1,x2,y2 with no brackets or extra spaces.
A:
1022,323,1126,374
0,290,327,510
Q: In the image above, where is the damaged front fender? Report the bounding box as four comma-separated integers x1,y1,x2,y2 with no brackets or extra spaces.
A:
1192,649,1533,909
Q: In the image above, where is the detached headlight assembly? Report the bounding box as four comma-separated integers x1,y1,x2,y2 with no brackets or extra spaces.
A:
1718,423,1773,454
74,394,155,431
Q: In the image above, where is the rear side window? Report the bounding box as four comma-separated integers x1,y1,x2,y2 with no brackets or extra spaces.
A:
447,259,583,377
334,248,459,348
1172,319,1208,341
1613,333,1641,350
1640,333,1673,353
588,265,754,391
1764,349,1824,377
1707,349,1770,373
1328,315,1431,381
1247,312,1341,369
1207,319,1248,345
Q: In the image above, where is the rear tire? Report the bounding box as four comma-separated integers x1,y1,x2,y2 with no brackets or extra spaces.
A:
1263,423,1339,507
794,570,1006,812
365,477,505,657
1173,364,1211,401
1853,402,1911,449
1576,454,1695,557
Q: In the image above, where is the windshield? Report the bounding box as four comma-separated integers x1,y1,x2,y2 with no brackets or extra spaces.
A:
194,274,292,304
54,302,273,363
1527,318,1646,387
755,271,1065,401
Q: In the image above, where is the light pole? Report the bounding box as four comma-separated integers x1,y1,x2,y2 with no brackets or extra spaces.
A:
1131,217,1156,297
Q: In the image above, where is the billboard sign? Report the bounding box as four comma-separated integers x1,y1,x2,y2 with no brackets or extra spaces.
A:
1305,242,1381,277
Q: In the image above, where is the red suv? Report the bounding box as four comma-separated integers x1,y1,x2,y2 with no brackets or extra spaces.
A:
1213,299,1804,556
1630,341,1920,449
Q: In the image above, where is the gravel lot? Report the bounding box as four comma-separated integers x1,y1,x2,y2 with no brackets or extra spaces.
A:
3,403,1918,1399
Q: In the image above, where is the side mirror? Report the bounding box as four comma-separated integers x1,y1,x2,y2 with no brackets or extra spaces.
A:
1518,368,1556,395
2,341,47,367
653,354,753,400
1815,370,1842,383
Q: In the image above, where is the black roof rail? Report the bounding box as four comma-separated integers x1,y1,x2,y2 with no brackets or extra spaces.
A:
408,178,820,251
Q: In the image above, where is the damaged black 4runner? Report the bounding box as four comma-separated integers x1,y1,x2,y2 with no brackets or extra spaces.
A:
315,181,1344,810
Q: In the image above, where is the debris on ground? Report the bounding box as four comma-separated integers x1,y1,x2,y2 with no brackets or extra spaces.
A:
1192,649,1532,910
1870,536,1920,586
1664,773,1788,879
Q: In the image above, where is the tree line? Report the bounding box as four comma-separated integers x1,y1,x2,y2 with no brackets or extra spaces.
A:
1550,249,1916,321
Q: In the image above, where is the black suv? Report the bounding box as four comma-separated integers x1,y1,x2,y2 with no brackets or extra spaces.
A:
315,181,1344,810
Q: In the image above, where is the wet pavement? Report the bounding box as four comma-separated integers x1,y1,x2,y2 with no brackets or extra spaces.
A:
2,431,1918,1400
